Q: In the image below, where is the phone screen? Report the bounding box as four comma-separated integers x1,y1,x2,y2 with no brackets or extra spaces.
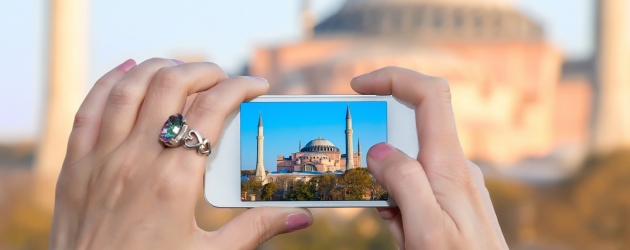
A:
240,101,388,201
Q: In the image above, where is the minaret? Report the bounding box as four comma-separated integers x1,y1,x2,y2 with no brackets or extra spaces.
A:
299,138,302,151
301,0,316,39
593,0,630,153
255,112,267,183
345,105,354,170
357,137,362,168
35,0,88,211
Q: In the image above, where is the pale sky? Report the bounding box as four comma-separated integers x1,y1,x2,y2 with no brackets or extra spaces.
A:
0,0,596,143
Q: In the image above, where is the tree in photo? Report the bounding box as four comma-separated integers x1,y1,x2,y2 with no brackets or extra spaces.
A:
241,170,255,176
287,180,316,201
370,179,388,200
247,178,262,197
340,168,373,200
311,174,338,201
261,182,277,201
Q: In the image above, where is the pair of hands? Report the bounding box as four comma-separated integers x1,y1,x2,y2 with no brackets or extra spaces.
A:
50,58,507,249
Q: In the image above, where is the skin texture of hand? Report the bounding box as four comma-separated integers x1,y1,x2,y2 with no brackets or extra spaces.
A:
351,67,508,250
49,58,313,250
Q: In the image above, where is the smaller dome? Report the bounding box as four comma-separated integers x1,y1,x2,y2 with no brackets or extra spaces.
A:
241,176,249,182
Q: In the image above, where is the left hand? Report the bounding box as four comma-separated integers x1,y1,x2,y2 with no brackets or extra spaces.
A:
49,58,313,250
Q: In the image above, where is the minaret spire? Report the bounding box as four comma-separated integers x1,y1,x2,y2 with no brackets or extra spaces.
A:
255,112,267,184
345,105,354,170
357,137,362,168
299,138,302,151
301,0,315,39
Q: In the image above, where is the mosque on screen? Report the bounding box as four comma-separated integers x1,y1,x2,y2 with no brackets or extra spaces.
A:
247,106,363,185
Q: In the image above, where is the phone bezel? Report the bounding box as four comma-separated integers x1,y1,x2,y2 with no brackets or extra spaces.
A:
204,95,418,207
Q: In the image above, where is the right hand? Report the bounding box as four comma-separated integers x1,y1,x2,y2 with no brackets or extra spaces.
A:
351,67,508,249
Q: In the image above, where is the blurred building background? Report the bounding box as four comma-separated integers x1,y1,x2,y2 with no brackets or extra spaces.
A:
1,0,629,249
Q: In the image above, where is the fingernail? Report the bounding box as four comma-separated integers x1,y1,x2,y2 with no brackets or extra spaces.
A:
352,72,368,81
116,59,136,72
247,76,268,82
286,213,309,231
172,59,185,65
369,142,397,162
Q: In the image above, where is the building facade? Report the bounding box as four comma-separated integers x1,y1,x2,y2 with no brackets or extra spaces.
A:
276,136,362,173
276,106,361,173
249,0,593,168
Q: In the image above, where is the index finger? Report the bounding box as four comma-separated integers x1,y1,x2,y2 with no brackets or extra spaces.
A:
350,66,469,186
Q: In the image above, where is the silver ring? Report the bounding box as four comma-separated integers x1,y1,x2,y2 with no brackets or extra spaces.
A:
159,114,211,156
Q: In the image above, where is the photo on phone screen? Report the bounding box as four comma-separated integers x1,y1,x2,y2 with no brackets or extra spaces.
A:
240,101,388,201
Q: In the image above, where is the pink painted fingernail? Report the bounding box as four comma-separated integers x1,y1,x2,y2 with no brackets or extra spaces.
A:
286,213,310,231
173,59,185,65
369,142,397,161
116,59,136,72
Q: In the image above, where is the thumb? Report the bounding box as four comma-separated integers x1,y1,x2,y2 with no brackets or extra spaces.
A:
212,207,313,249
366,143,440,229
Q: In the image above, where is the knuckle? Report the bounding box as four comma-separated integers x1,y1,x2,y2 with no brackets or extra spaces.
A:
151,171,179,202
93,76,113,89
56,169,77,200
144,57,170,65
383,158,423,186
190,92,226,115
467,160,485,184
116,156,138,184
148,159,195,202
57,163,89,206
73,112,93,129
108,82,140,106
380,65,404,72
188,62,228,80
202,61,223,73
153,67,183,90
430,77,452,103
434,160,477,191
252,213,274,245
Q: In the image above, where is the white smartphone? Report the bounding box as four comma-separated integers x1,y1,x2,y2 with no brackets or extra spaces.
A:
204,95,418,207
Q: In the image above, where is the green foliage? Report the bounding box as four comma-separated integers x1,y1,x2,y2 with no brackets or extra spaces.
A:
281,168,387,201
340,168,374,200
370,181,388,201
485,150,630,248
310,174,337,200
261,182,277,201
240,170,255,176
248,178,262,194
287,181,316,201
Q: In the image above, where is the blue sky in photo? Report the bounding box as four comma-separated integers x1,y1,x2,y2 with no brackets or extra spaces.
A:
240,101,387,171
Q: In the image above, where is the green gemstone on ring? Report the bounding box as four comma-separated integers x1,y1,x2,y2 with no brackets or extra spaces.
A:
160,114,184,143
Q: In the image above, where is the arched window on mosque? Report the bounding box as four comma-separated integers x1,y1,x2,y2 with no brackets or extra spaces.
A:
412,7,424,29
301,164,315,172
432,7,444,28
453,9,464,28
390,8,404,32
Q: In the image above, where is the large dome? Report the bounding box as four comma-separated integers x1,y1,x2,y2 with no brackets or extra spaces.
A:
344,0,514,9
314,0,541,41
301,137,340,152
